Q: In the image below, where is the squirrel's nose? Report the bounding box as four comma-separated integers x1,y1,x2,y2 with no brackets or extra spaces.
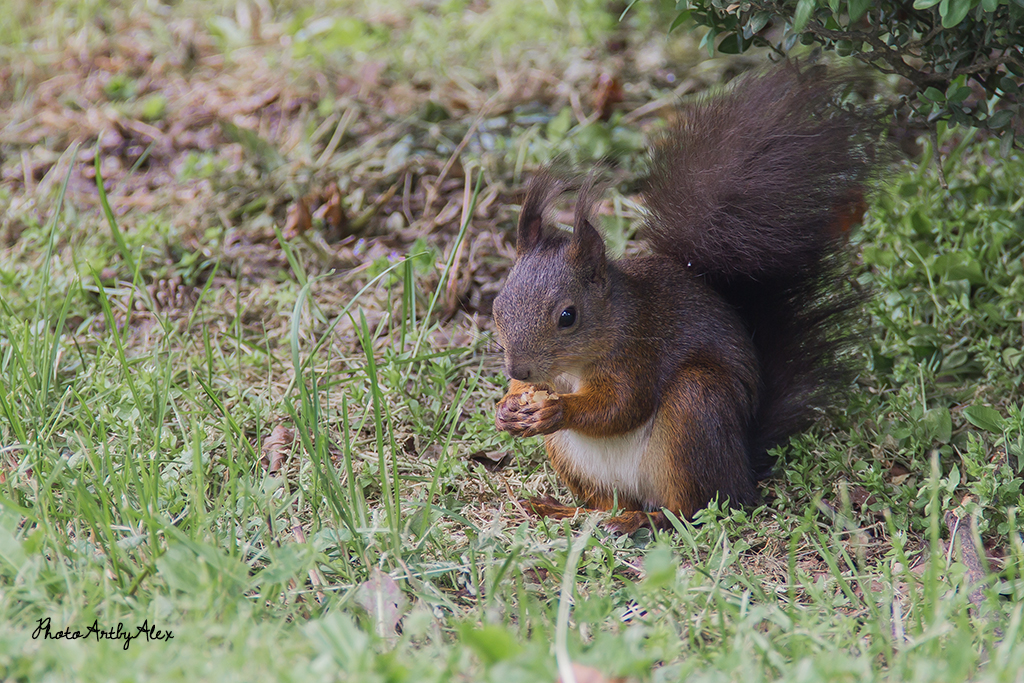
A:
507,364,532,382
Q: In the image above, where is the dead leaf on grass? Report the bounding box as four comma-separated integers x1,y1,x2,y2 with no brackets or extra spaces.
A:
313,181,349,241
468,450,513,472
560,663,628,683
282,198,312,239
521,566,550,583
844,484,878,514
592,73,624,121
355,568,408,640
261,425,295,475
887,462,911,485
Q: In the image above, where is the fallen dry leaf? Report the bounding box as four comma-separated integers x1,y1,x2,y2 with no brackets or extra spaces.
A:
313,181,349,241
592,73,624,121
261,425,295,475
283,198,312,239
560,663,627,683
355,569,408,640
845,484,877,510
887,462,912,485
468,450,513,472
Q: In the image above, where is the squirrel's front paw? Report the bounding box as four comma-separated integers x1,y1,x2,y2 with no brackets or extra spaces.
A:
496,388,563,437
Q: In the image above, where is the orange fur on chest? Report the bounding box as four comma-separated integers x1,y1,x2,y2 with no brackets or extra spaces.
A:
543,358,750,519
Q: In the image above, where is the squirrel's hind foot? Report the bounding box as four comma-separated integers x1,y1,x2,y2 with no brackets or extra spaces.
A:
603,511,671,534
520,495,586,520
522,495,670,535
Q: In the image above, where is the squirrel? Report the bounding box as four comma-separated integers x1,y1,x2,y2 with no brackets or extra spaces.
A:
491,64,884,534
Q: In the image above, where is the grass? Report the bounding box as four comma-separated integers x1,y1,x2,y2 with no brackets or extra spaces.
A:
1,1,1023,681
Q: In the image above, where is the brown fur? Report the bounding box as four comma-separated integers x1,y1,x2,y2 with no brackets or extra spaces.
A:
493,63,887,532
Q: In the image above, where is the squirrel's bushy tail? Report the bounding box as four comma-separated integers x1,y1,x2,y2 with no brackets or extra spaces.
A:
641,63,885,475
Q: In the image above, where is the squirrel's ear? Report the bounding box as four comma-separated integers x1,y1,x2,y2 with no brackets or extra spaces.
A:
516,173,563,257
568,218,607,282
516,207,544,256
569,173,607,281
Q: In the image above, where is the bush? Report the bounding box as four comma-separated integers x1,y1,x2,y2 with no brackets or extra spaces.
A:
677,0,1024,150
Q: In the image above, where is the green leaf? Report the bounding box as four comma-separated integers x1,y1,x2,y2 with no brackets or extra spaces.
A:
862,245,898,266
0,521,27,572
982,0,999,9
670,10,691,32
848,0,871,20
139,93,167,121
963,405,1005,433
913,0,942,7
1001,130,1016,156
643,545,677,589
941,0,973,27
305,613,372,671
999,76,1021,95
946,86,972,103
923,407,953,444
574,123,613,159
748,11,771,34
940,349,972,375
909,209,931,235
459,624,522,665
932,253,985,284
221,121,285,171
946,463,961,492
575,596,613,623
988,109,1015,129
546,106,574,140
699,27,716,52
793,0,816,31
716,31,748,54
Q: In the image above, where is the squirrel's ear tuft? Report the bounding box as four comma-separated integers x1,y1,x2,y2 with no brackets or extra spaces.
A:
516,206,544,256
568,176,607,282
568,218,607,283
517,172,564,257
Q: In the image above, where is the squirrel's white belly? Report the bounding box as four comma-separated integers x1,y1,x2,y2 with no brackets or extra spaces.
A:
546,415,657,506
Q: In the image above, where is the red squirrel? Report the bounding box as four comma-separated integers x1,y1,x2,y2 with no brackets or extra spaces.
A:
491,64,884,533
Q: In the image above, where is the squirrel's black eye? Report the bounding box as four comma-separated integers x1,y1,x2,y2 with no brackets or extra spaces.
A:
558,306,577,329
